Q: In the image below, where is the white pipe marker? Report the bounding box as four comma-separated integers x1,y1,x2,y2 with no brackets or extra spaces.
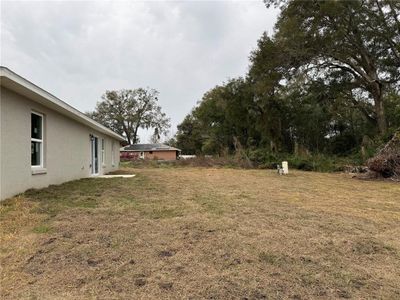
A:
282,161,289,174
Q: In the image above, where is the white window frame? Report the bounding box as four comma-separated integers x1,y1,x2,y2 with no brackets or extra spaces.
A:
140,151,144,159
31,111,44,169
111,142,115,166
101,138,105,166
90,134,100,175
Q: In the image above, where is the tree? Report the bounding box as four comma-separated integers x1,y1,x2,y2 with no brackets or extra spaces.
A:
175,78,258,155
175,113,204,154
87,88,170,144
248,34,287,151
268,0,400,135
175,0,399,160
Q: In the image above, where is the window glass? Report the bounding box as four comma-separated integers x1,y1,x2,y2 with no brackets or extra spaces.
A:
101,139,105,164
31,113,42,139
111,142,115,165
31,141,41,166
94,137,99,173
31,113,43,167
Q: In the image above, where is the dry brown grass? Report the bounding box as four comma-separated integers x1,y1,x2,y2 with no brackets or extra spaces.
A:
1,168,399,299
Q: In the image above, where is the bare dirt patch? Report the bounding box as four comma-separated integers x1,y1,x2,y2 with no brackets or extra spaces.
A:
1,168,399,299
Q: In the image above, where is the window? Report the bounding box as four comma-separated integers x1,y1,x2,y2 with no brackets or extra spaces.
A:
149,151,153,154
101,138,105,165
111,142,115,166
31,112,44,167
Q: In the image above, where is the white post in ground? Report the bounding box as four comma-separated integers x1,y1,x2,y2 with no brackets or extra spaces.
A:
282,161,289,174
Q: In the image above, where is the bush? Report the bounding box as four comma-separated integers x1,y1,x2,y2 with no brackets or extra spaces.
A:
247,149,279,169
122,151,363,173
248,149,360,172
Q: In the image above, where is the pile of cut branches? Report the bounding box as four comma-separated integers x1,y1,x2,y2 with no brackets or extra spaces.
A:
367,130,400,180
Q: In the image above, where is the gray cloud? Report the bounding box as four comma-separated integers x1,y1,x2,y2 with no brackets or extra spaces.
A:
1,0,278,141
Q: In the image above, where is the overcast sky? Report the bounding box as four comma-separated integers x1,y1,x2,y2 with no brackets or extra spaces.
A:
1,0,278,142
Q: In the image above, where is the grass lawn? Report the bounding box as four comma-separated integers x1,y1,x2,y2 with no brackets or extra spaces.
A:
1,167,400,299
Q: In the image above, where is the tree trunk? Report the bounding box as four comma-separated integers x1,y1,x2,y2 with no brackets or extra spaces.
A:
294,141,299,156
126,133,132,145
270,140,276,153
122,122,132,145
373,86,387,135
132,124,141,144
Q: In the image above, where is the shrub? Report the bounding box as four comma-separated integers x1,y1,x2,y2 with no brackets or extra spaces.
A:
122,151,362,173
248,150,359,172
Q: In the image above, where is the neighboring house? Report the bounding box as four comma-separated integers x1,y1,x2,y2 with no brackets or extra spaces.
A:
0,67,125,200
121,144,181,161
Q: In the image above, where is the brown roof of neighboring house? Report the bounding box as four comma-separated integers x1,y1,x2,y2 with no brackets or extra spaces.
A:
121,144,181,152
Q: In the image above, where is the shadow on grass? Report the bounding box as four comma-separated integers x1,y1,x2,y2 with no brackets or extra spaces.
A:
25,179,104,217
16,174,183,222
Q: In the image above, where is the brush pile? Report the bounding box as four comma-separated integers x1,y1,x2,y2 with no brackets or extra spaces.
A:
367,130,400,180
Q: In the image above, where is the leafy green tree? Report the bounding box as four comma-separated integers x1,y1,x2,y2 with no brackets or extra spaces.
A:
385,89,400,134
175,113,204,155
248,33,287,151
175,0,399,161
269,0,400,135
87,88,170,145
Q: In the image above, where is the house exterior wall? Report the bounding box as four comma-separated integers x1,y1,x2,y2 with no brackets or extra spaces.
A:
144,150,177,160
120,151,140,160
0,87,120,200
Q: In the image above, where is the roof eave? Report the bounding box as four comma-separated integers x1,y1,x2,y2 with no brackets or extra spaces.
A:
0,66,126,142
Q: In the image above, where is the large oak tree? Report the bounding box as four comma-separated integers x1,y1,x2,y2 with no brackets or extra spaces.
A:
87,88,170,145
268,0,400,135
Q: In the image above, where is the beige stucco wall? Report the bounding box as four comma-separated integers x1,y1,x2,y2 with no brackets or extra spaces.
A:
0,87,120,200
